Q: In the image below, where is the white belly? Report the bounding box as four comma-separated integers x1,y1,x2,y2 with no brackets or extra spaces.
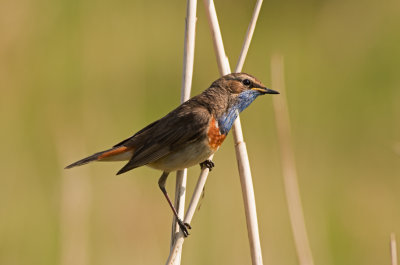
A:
147,140,215,172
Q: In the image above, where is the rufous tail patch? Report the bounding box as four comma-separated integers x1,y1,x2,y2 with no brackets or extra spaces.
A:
98,146,130,160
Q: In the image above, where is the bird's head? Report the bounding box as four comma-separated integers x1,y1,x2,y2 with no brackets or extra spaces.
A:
209,73,279,134
213,72,278,96
212,72,279,110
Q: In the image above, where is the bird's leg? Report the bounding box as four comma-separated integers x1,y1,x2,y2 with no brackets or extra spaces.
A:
200,160,215,171
158,171,191,237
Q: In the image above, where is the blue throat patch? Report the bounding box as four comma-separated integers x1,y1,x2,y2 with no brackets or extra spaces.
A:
218,90,261,135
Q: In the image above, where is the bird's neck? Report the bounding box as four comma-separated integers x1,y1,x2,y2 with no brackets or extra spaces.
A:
217,91,259,135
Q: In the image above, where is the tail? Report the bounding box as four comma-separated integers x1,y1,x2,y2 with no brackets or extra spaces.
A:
65,146,133,169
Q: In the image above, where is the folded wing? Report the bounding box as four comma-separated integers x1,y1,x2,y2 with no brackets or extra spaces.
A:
116,103,210,174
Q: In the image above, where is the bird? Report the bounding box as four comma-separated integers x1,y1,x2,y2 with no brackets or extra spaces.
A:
65,72,279,236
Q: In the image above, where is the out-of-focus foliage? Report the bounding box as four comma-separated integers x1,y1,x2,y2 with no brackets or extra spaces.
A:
1,0,399,264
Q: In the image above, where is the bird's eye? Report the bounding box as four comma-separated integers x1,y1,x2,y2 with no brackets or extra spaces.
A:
242,79,251,86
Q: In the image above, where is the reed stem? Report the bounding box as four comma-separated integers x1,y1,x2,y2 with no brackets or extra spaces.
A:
166,1,265,264
204,0,264,264
391,233,398,265
271,53,315,265
58,136,91,265
170,0,197,264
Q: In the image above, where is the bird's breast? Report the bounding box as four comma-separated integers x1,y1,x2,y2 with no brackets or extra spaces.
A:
207,117,227,151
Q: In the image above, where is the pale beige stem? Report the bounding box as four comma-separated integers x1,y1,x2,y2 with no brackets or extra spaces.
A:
391,233,398,265
57,136,91,265
204,0,264,264
166,0,265,264
171,170,187,253
170,0,197,264
235,0,263,72
232,1,264,264
166,162,213,265
271,53,315,265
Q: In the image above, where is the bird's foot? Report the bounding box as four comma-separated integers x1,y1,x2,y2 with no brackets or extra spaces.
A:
200,160,215,171
177,218,191,237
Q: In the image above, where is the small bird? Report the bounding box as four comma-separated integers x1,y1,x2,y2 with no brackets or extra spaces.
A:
66,73,279,236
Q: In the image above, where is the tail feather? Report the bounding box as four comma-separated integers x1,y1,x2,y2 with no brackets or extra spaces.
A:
65,150,107,169
65,146,132,169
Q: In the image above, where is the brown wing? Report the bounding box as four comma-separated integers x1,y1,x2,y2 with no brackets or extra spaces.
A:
113,120,159,147
116,102,210,174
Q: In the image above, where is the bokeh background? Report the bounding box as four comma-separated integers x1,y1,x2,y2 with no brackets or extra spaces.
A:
1,0,399,264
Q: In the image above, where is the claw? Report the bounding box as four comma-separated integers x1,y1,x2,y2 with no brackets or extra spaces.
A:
177,218,191,237
200,160,215,171
184,222,192,229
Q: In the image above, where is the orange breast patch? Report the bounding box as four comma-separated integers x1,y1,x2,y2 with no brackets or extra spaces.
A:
207,117,226,151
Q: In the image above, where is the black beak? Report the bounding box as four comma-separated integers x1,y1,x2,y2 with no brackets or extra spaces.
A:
252,86,279,94
265,88,279,94
254,87,279,94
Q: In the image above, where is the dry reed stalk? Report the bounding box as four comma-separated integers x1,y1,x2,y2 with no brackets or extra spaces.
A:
57,136,91,265
170,0,197,264
166,163,213,265
235,0,263,72
271,54,315,265
204,0,265,264
391,233,398,265
166,1,265,264
232,1,264,264
172,170,187,256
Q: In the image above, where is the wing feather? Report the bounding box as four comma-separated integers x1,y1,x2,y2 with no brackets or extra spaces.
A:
117,103,210,174
113,120,159,147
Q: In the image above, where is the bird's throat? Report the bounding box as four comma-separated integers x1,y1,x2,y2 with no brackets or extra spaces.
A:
217,91,260,135
218,108,239,135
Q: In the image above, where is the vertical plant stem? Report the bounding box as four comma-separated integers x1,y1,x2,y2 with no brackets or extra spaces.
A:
391,233,398,265
166,1,264,264
271,53,315,265
204,0,264,264
232,1,264,264
235,0,263,72
170,0,197,264
167,0,262,265
171,170,187,254
166,163,213,265
57,136,91,265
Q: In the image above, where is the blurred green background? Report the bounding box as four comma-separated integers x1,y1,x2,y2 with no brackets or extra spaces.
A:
1,0,399,264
